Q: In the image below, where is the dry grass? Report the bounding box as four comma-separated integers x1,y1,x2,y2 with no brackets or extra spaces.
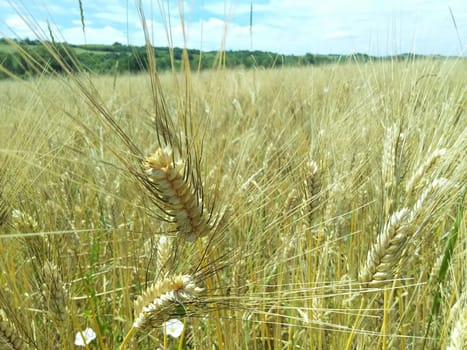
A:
0,13,466,349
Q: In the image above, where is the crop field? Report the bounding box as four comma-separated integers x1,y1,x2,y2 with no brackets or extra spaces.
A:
0,21,466,350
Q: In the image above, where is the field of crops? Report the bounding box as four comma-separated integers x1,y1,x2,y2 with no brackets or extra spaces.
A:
0,38,466,349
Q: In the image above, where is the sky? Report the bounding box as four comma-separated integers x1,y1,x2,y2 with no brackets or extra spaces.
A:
0,0,465,56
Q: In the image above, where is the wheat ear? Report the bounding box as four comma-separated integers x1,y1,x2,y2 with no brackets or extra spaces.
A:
405,148,446,196
447,298,467,350
144,147,210,241
381,124,398,190
359,176,450,288
119,274,203,349
0,317,28,350
304,160,320,226
42,261,69,323
359,208,410,288
0,189,8,227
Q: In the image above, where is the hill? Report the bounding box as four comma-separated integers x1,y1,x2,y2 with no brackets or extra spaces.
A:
0,37,447,79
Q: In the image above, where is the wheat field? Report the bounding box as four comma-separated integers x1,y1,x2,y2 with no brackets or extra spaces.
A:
0,19,466,350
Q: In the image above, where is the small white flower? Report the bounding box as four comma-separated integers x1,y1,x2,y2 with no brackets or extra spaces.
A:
164,318,184,338
74,328,96,347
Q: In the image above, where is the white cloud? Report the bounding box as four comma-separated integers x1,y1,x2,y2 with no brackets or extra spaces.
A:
62,25,128,45
2,15,49,39
91,4,139,26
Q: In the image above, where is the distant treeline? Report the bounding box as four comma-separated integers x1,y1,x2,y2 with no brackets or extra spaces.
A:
0,37,442,79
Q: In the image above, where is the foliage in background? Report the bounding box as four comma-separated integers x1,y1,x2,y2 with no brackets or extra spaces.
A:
0,37,442,79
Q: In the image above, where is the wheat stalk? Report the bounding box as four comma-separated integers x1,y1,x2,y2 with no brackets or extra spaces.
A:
144,147,211,241
119,274,204,349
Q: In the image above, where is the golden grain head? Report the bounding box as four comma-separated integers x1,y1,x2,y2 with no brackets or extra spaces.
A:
133,274,204,331
144,147,175,173
143,146,211,240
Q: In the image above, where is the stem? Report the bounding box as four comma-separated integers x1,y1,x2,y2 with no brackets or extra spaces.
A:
177,318,188,350
196,239,224,350
119,326,136,350
345,296,366,350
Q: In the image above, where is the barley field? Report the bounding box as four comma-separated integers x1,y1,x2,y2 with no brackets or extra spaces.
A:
0,22,466,350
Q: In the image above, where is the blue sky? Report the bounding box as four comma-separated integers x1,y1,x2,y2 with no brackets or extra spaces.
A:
0,0,465,56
